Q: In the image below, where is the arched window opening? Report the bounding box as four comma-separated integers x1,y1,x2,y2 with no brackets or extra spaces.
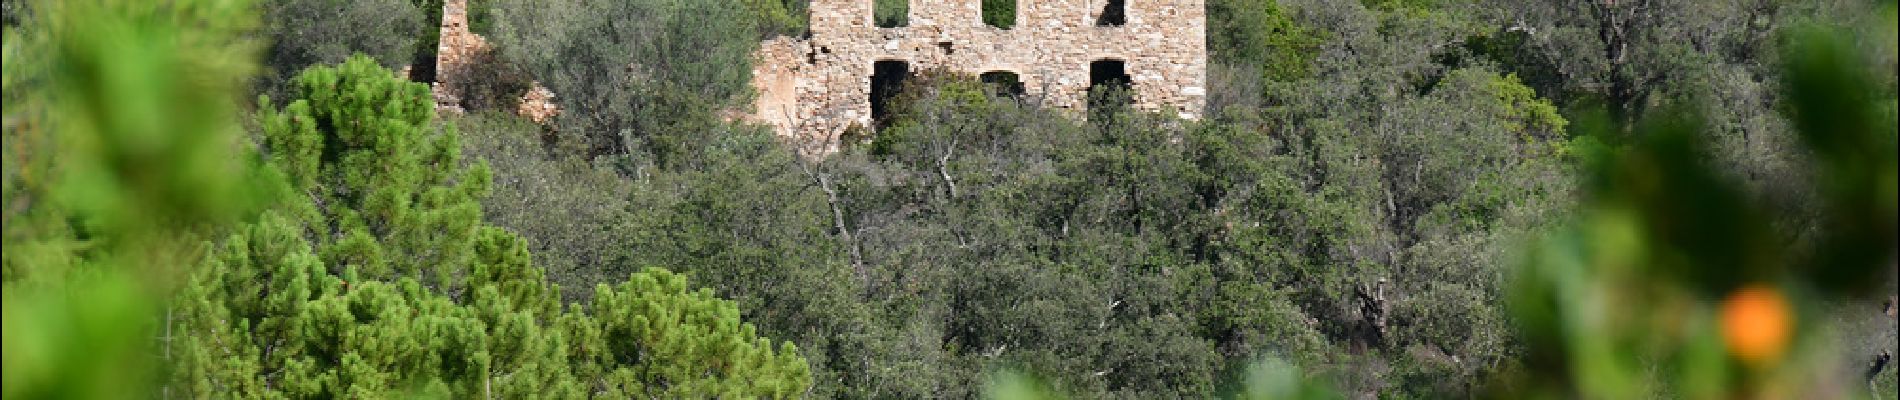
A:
981,71,1025,99
1096,0,1126,26
875,0,908,28
982,0,1016,29
871,60,911,129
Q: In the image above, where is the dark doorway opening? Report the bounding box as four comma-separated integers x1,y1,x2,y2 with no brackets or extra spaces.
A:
1089,60,1131,93
1096,0,1125,26
1089,59,1132,112
981,71,1025,99
871,60,911,128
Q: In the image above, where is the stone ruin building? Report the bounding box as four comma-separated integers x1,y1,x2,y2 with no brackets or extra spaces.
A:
425,0,1205,154
754,0,1208,153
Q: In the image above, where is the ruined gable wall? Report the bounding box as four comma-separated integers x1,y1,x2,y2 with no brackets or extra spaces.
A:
753,37,808,137
433,0,559,123
433,0,485,114
755,0,1207,153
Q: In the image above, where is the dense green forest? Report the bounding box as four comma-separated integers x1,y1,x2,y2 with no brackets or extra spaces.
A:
3,0,1896,398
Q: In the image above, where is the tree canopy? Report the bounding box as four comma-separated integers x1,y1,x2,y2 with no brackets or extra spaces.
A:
3,0,1894,398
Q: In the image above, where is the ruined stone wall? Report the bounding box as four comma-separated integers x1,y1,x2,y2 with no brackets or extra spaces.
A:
433,0,483,114
754,0,1208,153
433,0,559,123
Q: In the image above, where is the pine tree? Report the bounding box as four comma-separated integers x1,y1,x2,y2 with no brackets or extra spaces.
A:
572,267,813,398
259,56,492,286
170,55,810,398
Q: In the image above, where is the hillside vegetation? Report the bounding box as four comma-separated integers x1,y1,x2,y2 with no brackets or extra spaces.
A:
3,0,1895,398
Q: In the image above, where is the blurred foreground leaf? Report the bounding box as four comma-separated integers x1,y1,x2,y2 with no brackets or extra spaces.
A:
3,0,265,398
1506,18,1897,400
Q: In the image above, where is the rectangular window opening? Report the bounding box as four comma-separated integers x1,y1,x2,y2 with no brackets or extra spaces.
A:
1096,0,1125,26
875,0,909,28
983,0,1016,29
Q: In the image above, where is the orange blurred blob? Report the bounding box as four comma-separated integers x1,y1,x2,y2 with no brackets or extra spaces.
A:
1720,284,1793,367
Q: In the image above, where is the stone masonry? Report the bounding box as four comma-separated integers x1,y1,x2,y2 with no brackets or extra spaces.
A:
433,0,559,123
754,0,1208,153
432,0,483,114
